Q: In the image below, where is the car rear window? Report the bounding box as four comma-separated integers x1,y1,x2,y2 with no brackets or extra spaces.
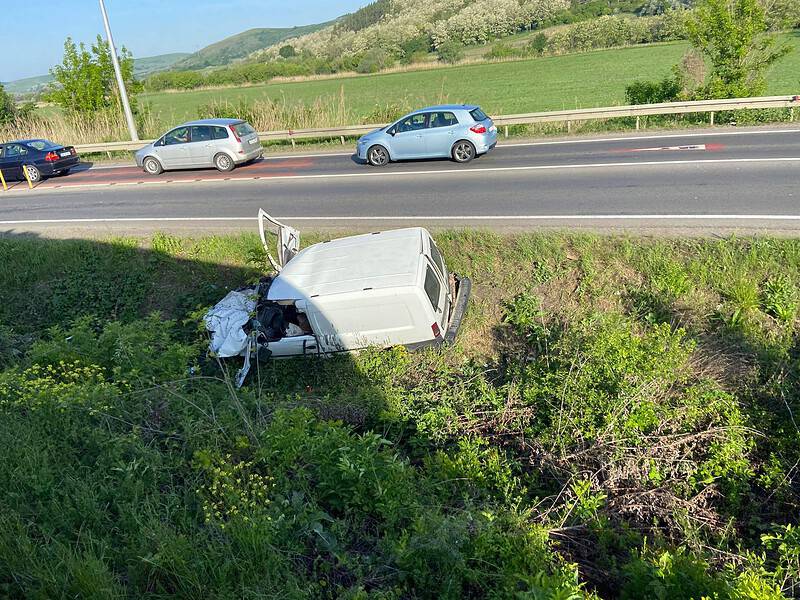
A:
469,108,488,122
232,122,256,137
424,266,441,312
27,140,58,151
212,126,229,140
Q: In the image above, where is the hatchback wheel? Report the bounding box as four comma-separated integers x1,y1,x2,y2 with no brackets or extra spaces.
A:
452,140,476,163
23,165,42,183
214,153,235,172
367,145,389,167
143,157,163,175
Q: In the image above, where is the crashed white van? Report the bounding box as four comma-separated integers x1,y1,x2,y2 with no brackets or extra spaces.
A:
204,210,471,385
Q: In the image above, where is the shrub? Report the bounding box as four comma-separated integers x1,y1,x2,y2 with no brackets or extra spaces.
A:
437,40,464,63
356,47,393,73
278,44,296,58
528,32,548,55
484,42,518,59
625,73,683,104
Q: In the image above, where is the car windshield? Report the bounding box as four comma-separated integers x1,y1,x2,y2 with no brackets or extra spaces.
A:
232,122,256,137
26,140,59,151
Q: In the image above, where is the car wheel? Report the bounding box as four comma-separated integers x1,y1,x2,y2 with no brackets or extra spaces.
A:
452,140,476,163
214,153,235,172
23,165,42,183
143,157,163,175
367,145,390,167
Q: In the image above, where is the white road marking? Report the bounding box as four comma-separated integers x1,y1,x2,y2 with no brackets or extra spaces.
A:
19,156,800,194
3,215,800,226
625,144,707,152
503,128,800,148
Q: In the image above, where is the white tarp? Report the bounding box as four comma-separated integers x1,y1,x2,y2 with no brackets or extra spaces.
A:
204,288,258,358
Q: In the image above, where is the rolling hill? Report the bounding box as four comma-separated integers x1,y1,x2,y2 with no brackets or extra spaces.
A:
4,52,191,95
172,23,334,70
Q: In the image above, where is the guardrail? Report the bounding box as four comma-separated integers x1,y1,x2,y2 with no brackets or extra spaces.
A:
69,94,799,154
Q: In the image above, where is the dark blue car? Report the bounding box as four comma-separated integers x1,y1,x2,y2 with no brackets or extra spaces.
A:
0,139,80,183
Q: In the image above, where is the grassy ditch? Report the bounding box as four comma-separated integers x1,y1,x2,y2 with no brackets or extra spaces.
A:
0,231,798,598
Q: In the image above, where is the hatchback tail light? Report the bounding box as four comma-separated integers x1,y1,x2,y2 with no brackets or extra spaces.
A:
470,124,487,134
229,124,242,142
431,322,442,338
44,151,59,162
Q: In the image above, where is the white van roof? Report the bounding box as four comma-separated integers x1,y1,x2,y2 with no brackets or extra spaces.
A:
267,228,427,301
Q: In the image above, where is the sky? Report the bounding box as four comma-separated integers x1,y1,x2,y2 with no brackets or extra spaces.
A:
1,0,367,81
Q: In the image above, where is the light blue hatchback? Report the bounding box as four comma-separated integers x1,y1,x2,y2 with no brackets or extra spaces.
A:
356,105,498,166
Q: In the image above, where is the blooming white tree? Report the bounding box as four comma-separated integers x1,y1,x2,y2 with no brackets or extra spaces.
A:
253,0,568,61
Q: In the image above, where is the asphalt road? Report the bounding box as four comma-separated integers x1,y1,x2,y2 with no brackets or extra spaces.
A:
1,127,799,235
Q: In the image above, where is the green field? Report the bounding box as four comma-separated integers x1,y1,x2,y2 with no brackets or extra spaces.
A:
140,32,800,124
1,230,799,597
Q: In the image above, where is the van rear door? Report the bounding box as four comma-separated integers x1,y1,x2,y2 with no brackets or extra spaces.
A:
258,209,299,271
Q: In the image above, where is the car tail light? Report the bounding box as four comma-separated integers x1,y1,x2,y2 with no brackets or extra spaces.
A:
44,151,59,162
431,322,442,338
229,124,242,142
470,124,487,134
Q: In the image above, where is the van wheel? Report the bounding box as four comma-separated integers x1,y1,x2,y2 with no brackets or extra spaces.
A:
452,140,476,163
214,153,235,172
367,145,389,167
143,157,163,175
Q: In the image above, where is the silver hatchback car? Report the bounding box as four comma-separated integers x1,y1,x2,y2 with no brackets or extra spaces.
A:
356,105,498,166
135,118,262,175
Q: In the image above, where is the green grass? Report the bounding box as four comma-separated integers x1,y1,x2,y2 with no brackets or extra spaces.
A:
139,33,800,124
0,231,799,597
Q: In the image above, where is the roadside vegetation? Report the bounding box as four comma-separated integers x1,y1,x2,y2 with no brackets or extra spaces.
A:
0,230,799,597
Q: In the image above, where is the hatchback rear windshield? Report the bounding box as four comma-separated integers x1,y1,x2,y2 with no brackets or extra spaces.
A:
232,122,256,137
469,108,488,122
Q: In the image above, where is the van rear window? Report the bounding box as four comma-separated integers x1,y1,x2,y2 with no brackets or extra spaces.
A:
429,239,446,279
469,108,488,122
424,266,441,311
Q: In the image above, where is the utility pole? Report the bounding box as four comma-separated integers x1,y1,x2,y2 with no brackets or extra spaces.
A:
98,0,139,141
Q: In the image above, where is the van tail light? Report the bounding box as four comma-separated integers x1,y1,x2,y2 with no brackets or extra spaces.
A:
44,151,59,162
229,124,242,142
470,124,487,134
431,322,442,338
